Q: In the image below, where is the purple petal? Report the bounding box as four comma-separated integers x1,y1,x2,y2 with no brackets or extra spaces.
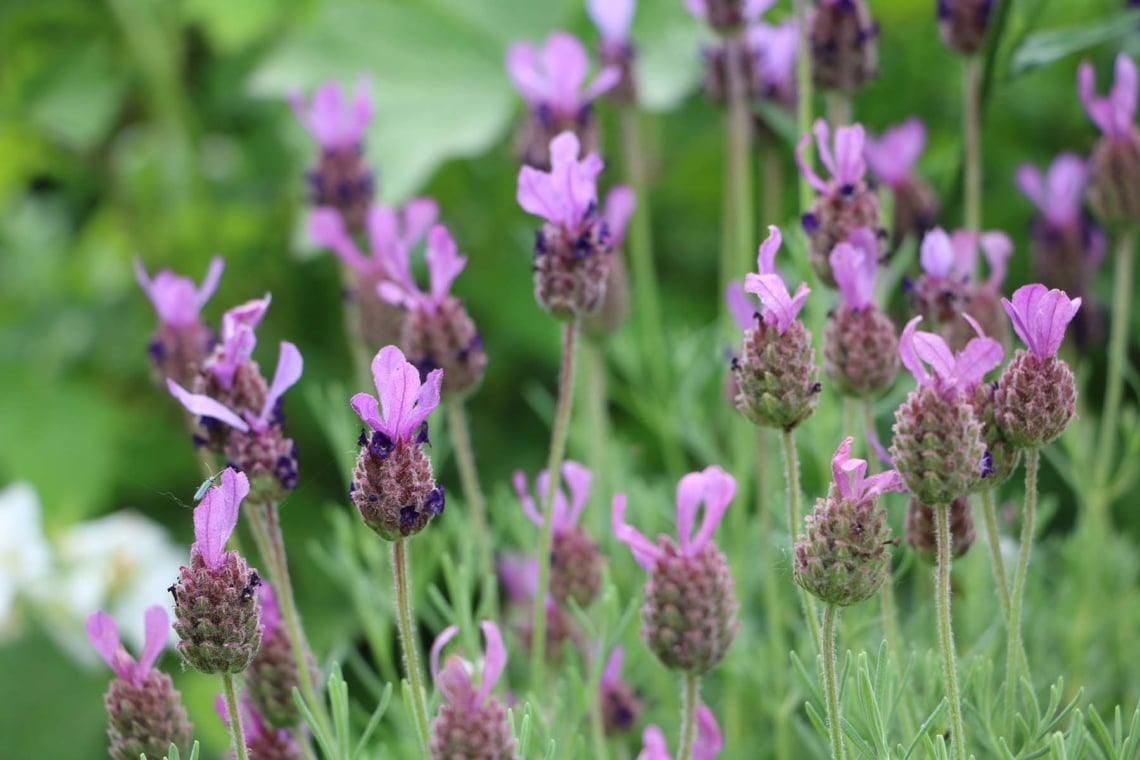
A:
640,725,670,759
831,242,870,310
350,392,383,432
813,120,837,178
1041,154,1089,227
86,610,131,681
1110,53,1138,136
954,322,1004,389
193,468,248,570
756,225,782,275
166,379,250,432
978,232,1011,289
429,624,461,690
543,32,591,113
506,42,546,103
310,207,369,274
898,316,932,387
517,165,565,226
426,224,466,305
693,705,725,760
376,279,414,308
949,230,980,280
402,198,441,249
258,582,282,639
913,330,957,380
919,228,955,278
195,257,225,311
603,186,636,249
1015,164,1046,212
587,0,635,44
1078,60,1114,136
865,118,925,186
497,554,539,603
513,471,544,528
371,346,420,441
725,281,758,332
834,124,867,185
861,469,906,499
561,460,593,529
256,342,303,430
402,368,442,440
601,646,624,688
476,621,506,704
796,132,830,194
681,466,736,557
830,437,856,500
611,493,660,570
744,272,801,334
137,605,168,675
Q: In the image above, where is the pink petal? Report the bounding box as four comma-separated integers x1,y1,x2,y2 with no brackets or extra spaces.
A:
430,624,460,688
756,225,782,275
402,198,441,249
1078,61,1113,135
349,77,373,144
865,118,925,186
978,232,1012,288
256,342,303,430
426,224,466,304
830,437,856,500
1110,53,1138,136
542,32,590,113
725,281,758,332
684,0,708,19
476,621,506,704
693,705,725,760
684,466,735,556
583,65,622,103
195,256,226,310
193,468,248,570
919,228,954,278
833,124,866,185
639,725,671,760
376,280,414,308
350,392,383,432
506,42,546,103
913,330,957,380
166,379,250,432
898,316,931,387
517,165,564,226
372,346,420,440
258,582,282,639
601,646,624,688
587,0,635,43
744,272,799,334
513,471,544,528
137,605,169,675
830,242,867,309
402,368,442,440
861,469,906,499
1014,164,1046,211
813,120,837,178
954,327,1004,390
1042,154,1088,227
612,493,660,570
603,185,636,249
796,132,829,194
561,460,593,529
86,610,130,680
310,208,369,274
133,257,154,299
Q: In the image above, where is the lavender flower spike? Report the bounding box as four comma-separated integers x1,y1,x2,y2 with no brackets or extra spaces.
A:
378,224,467,314
135,257,224,329
1078,53,1138,140
1002,285,1081,362
352,345,442,444
898,315,1003,400
87,606,169,686
797,120,867,196
830,227,878,311
864,118,926,189
508,32,620,115
514,460,592,535
288,79,372,151
743,225,810,335
1016,154,1089,228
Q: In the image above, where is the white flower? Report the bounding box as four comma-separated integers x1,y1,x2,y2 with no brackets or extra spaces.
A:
0,483,53,639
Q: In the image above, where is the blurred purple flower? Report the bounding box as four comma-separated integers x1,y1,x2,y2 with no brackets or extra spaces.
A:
725,280,760,332
1015,153,1089,228
134,257,224,330
603,185,636,249
1002,284,1082,361
637,704,724,759
1078,53,1137,139
864,118,926,189
86,606,169,686
514,460,592,536
430,621,507,710
378,224,467,315
748,22,799,102
517,132,604,233
507,32,620,116
309,199,439,283
588,0,636,45
830,227,879,311
288,79,373,150
797,120,868,196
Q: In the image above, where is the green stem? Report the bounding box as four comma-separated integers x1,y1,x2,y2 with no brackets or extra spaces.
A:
583,338,610,539
1091,229,1135,526
781,429,821,650
589,694,611,760
1005,448,1038,740
245,502,330,741
842,397,856,443
980,489,1012,625
392,539,431,757
222,673,250,760
723,30,755,322
530,321,580,693
934,502,967,760
445,398,495,613
861,399,878,472
760,136,784,223
677,674,701,760
795,0,815,212
825,91,851,127
821,605,847,760
963,56,982,230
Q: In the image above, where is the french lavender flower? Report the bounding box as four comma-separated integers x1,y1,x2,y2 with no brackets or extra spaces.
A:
599,646,642,736
172,468,262,674
585,185,636,338
937,0,995,55
167,306,303,499
613,466,739,675
731,226,821,430
995,285,1081,447
429,621,518,760
864,118,939,246
1017,154,1106,300
87,607,192,760
944,229,1014,350
310,198,439,350
795,437,906,606
823,228,900,398
697,2,771,109
905,495,975,560
506,31,620,169
215,694,301,760
748,21,799,111
350,345,445,540
136,256,224,387
515,460,602,609
686,0,773,35
889,315,1002,505
1078,53,1140,222
289,79,374,232
587,0,638,102
496,554,578,663
638,704,724,760
378,223,487,398
517,131,614,319
798,120,883,286
809,0,879,93
246,583,316,729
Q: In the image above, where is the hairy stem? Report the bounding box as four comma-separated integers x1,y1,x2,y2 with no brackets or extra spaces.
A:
723,30,755,320
934,502,967,760
821,604,847,760
392,539,431,757
445,398,495,612
222,673,250,760
1005,448,1039,739
981,489,1013,625
964,56,982,230
781,429,821,650
530,321,580,692
677,674,701,760
861,398,878,473
795,0,815,212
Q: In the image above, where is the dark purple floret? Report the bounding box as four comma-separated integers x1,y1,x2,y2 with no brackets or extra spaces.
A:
802,212,819,233
534,230,548,257
357,429,369,447
415,421,430,447
425,486,446,516
840,183,856,198
980,450,994,479
275,455,298,491
400,506,418,527
414,354,439,381
368,430,395,459
148,340,166,362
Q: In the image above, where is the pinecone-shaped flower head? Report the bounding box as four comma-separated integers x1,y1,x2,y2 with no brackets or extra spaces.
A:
732,226,821,429
599,646,642,736
809,0,878,93
350,345,445,540
638,704,724,760
794,437,906,605
865,118,939,246
507,32,620,168
890,316,1002,504
968,379,1021,488
686,0,773,34
379,223,487,398
1078,54,1140,223
585,186,636,338
515,460,603,609
995,285,1080,447
614,466,739,675
905,495,975,560
797,121,883,286
289,79,374,231
588,0,638,102
87,606,193,760
825,228,900,397
429,621,519,760
517,132,614,318
167,327,303,499
937,0,995,55
215,695,301,760
173,468,262,674
1016,154,1107,298
247,583,315,729
135,256,223,387
310,198,439,350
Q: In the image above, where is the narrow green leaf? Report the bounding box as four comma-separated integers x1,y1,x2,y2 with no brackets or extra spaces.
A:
1009,10,1140,77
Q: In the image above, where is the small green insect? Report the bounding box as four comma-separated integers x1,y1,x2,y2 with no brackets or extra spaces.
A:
194,468,224,502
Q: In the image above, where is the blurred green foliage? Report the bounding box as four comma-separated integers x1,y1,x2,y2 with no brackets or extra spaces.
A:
1,0,1138,757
